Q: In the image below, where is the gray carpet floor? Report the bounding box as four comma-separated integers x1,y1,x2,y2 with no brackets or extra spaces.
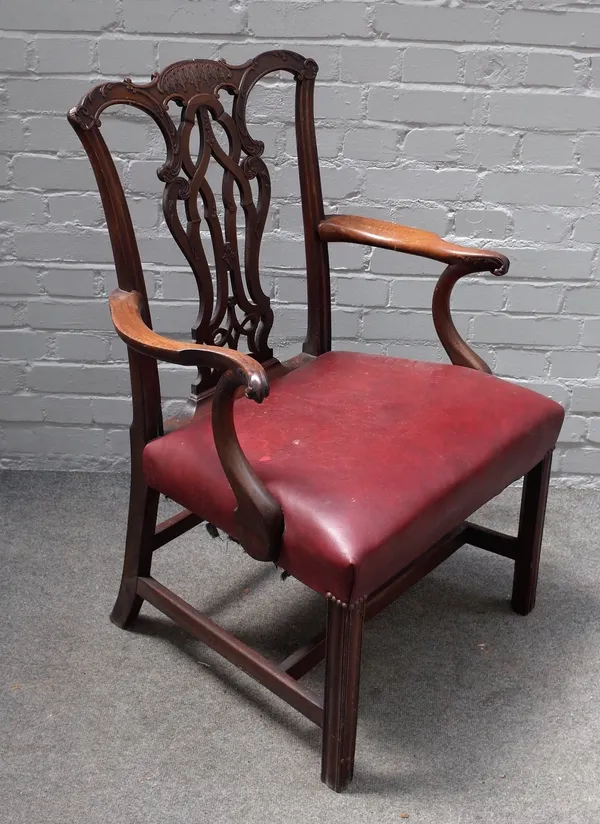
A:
2,471,600,824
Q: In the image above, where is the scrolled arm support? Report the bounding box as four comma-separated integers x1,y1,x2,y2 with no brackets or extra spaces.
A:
109,288,284,562
433,262,496,373
212,369,284,562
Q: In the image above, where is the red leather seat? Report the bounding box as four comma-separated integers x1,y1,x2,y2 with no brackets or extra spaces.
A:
143,352,564,603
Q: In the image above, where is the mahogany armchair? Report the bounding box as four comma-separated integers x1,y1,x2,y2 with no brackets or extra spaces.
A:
68,51,564,792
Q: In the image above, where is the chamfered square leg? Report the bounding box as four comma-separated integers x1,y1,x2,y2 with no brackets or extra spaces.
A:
321,594,366,792
511,451,553,616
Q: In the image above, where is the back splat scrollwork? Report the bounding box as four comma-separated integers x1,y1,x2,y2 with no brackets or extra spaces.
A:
68,51,320,398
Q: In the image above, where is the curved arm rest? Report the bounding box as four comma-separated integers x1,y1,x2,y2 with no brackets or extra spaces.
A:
318,215,510,373
109,288,269,400
110,288,284,562
318,214,509,276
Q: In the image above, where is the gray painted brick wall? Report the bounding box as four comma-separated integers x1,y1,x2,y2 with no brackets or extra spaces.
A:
1,0,600,481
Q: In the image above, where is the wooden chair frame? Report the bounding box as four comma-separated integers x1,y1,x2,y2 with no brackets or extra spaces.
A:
68,51,553,791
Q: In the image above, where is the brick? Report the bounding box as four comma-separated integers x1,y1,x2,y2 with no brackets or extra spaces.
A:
521,134,575,167
106,428,130,455
482,172,594,207
0,363,21,393
403,129,458,162
222,44,338,82
274,306,359,340
592,57,600,90
124,0,244,34
0,118,25,151
386,343,442,363
344,128,397,162
571,386,600,413
558,416,587,444
465,49,524,88
369,88,476,126
15,229,114,265
276,276,306,304
2,424,107,456
550,351,600,379
366,169,478,203
332,340,385,357
582,319,600,347
0,330,49,360
579,135,600,170
24,117,82,153
0,394,44,422
328,244,365,272
98,38,156,75
513,208,572,242
574,215,600,243
100,119,148,154
472,315,580,346
127,160,165,195
0,304,20,327
335,276,388,307
562,448,600,475
314,86,363,121
565,287,600,315
588,419,600,443
373,5,497,43
43,269,95,297
403,47,459,84
505,248,593,281
506,284,563,314
289,126,340,161
390,278,436,310
0,37,28,72
27,363,130,395
0,1,117,31
489,92,600,131
160,40,220,70
147,302,198,336
500,11,600,48
5,78,92,114
43,396,93,424
370,247,444,277
0,192,46,226
12,156,104,192
35,37,92,73
27,299,112,331
512,380,569,406
394,207,448,236
91,397,132,426
339,45,398,83
461,131,518,167
391,276,503,312
0,265,39,295
319,166,361,200
526,52,576,87
249,3,369,38
454,209,508,239
496,349,547,379
162,272,199,301
49,194,103,227
363,310,470,342
444,280,504,312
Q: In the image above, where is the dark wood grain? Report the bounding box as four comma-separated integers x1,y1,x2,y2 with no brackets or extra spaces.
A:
318,214,509,275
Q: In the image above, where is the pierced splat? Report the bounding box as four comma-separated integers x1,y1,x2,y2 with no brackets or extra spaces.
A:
67,51,326,406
